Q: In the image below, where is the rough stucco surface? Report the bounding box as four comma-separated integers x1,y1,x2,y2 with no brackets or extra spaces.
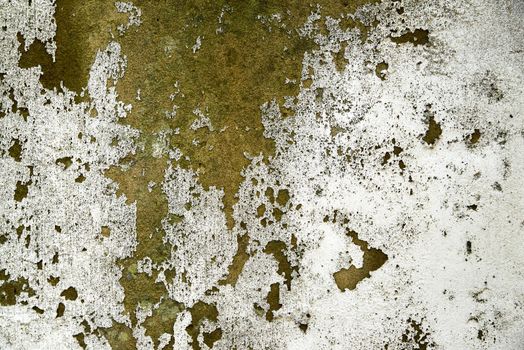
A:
0,0,523,349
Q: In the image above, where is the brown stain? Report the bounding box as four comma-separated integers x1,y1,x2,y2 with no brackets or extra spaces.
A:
333,230,388,291
469,129,481,145
56,302,65,317
100,226,111,237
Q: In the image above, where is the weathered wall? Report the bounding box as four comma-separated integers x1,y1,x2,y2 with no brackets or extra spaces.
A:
0,0,523,349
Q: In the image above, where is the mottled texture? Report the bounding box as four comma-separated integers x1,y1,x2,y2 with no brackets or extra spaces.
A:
1,0,523,349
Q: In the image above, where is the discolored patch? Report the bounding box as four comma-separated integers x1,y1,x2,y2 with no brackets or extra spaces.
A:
333,230,388,291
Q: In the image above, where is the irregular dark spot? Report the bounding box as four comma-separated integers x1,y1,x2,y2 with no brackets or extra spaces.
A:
203,327,223,348
48,276,60,286
382,151,391,165
422,115,442,146
75,174,86,183
467,204,478,211
100,226,111,237
264,240,296,290
8,138,22,162
390,28,429,46
186,301,219,350
219,234,250,286
56,302,65,317
466,241,472,254
14,180,31,202
333,230,388,291
60,286,78,300
55,225,62,233
32,305,44,314
56,156,73,169
477,329,486,341
265,283,282,321
469,129,481,145
401,318,433,349
0,269,34,306
74,333,87,349
375,61,388,80
276,189,290,207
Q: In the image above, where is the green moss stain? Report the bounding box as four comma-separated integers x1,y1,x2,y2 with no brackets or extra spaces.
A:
143,299,184,348
19,1,127,94
333,230,388,291
31,0,382,346
186,301,220,350
99,322,137,350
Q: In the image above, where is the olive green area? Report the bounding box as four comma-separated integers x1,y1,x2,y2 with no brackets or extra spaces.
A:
400,318,433,350
375,61,388,80
422,116,442,146
8,138,22,162
186,301,221,350
218,233,250,286
14,180,31,202
263,240,296,291
143,299,183,348
390,28,429,46
16,0,381,348
469,129,481,145
0,269,35,306
265,282,282,321
60,286,78,301
333,230,388,291
99,322,137,350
